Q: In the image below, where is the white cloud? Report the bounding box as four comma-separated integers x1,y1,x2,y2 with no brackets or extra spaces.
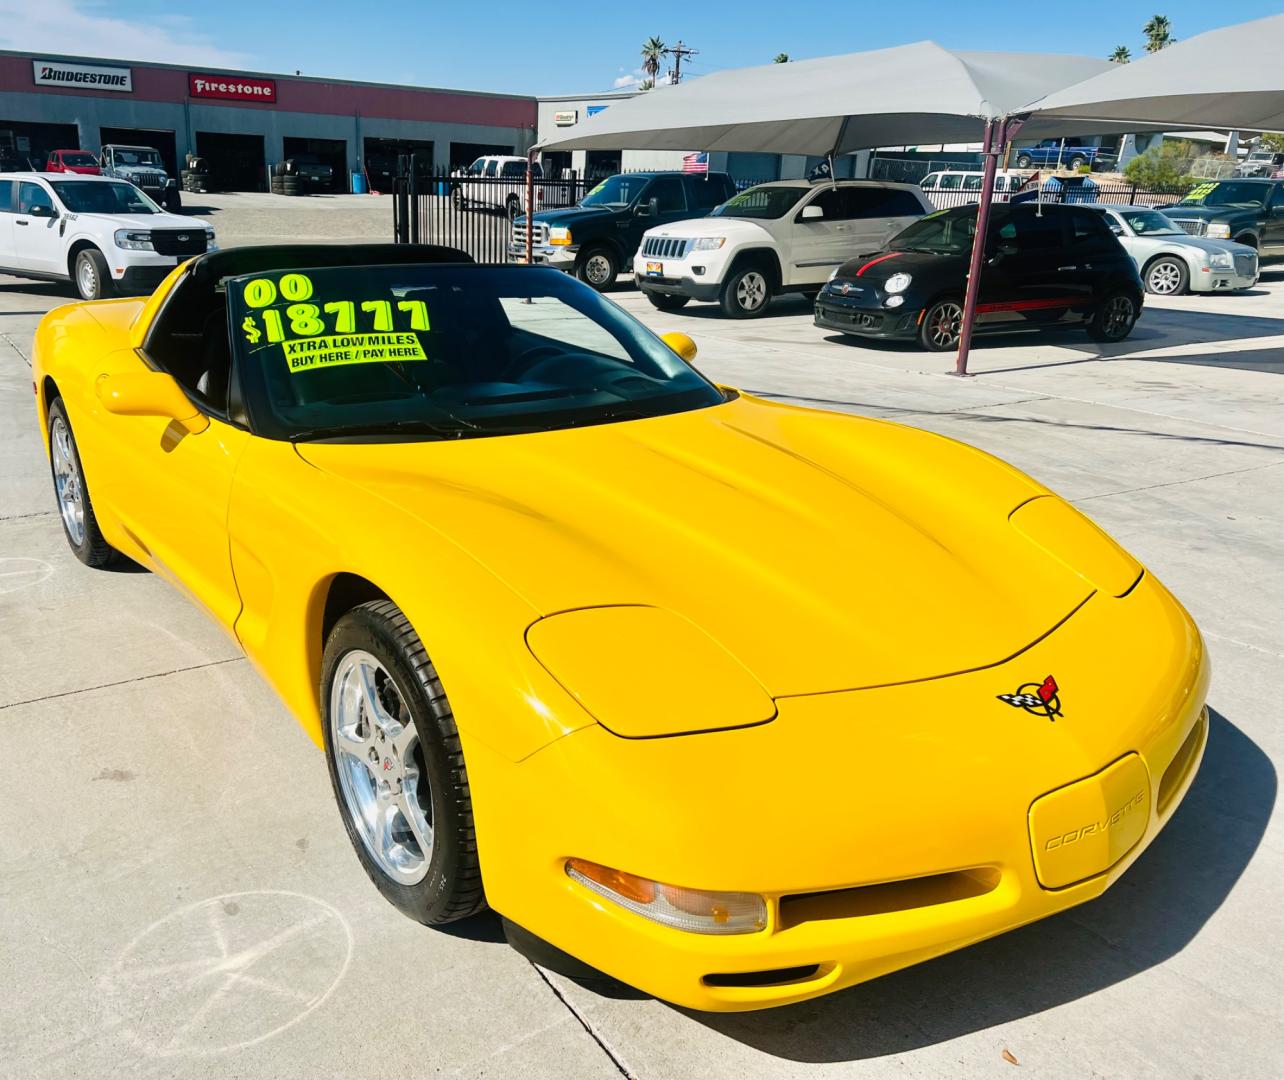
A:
0,0,250,68
613,73,640,89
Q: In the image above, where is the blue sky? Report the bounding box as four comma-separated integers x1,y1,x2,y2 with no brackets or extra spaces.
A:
1,0,1280,96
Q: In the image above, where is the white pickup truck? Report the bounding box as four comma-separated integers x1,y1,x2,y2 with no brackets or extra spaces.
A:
635,179,931,317
0,173,214,300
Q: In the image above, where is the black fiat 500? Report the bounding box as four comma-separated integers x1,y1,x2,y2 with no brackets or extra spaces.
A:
815,203,1144,351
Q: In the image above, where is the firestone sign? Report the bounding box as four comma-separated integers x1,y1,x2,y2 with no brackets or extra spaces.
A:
189,74,277,103
34,60,132,92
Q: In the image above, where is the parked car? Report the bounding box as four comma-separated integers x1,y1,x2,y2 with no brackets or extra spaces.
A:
0,172,214,300
45,149,102,175
1012,139,1116,172
99,144,180,212
512,171,736,290
451,156,572,221
918,169,1031,208
814,202,1143,351
283,154,335,190
1234,150,1284,179
1160,178,1284,261
636,179,931,317
1087,204,1258,294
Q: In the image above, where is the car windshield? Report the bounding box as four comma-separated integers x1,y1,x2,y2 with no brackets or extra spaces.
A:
51,180,161,214
711,186,806,220
60,152,97,167
228,264,725,441
1177,181,1269,208
113,149,163,167
1116,208,1182,235
887,208,978,253
580,174,649,208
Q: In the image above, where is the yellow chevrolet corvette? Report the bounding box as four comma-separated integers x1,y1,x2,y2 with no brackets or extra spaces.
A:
33,244,1209,1011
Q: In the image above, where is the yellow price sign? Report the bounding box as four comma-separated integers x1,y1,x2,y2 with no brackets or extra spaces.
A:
282,332,426,374
1184,182,1218,202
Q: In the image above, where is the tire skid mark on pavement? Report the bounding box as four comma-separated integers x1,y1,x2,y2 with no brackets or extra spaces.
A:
0,656,246,711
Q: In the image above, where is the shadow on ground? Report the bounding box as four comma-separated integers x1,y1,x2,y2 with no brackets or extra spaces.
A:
678,708,1272,1062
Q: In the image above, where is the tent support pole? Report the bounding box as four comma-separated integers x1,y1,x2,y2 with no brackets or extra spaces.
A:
953,117,1003,377
827,116,850,187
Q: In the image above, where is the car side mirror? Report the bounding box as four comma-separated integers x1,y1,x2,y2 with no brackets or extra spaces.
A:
28,204,56,219
96,371,208,435
800,204,824,221
634,201,651,217
988,241,1018,264
660,331,697,364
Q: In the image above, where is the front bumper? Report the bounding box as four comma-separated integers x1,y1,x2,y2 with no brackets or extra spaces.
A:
814,295,922,339
1189,267,1259,293
467,572,1209,1011
635,272,723,303
507,243,578,270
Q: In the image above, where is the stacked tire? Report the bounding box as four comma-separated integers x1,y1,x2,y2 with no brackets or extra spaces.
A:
181,156,212,194
270,161,302,197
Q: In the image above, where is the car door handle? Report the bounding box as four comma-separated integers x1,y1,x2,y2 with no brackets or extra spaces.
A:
16,219,28,226
1057,264,1077,270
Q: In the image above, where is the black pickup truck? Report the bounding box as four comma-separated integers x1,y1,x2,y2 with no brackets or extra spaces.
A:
1160,178,1284,262
510,170,736,290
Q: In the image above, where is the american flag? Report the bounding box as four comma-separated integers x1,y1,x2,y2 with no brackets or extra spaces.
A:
682,152,709,174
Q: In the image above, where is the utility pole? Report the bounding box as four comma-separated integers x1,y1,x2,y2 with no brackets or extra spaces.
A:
665,41,698,84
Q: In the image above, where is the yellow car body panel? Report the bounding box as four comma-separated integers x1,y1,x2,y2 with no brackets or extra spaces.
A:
31,262,1210,1012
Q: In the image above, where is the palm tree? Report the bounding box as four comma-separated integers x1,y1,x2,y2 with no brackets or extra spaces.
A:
1143,15,1174,52
641,37,666,85
1109,44,1131,64
773,53,790,63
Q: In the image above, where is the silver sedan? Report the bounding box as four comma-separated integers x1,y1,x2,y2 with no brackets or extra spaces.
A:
1090,204,1259,295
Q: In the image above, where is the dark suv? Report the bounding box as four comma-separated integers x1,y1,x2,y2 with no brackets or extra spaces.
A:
511,171,736,290
1160,179,1284,262
815,203,1144,351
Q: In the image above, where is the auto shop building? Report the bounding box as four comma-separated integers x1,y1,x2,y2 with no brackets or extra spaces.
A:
1,52,536,192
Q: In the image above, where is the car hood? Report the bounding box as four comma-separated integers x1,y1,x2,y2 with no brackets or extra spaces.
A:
833,248,964,286
60,165,101,175
1126,234,1256,257
646,217,773,242
69,210,195,230
1161,204,1253,221
521,205,620,228
295,395,1099,697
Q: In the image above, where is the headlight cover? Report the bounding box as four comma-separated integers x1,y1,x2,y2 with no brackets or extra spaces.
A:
884,272,913,294
1209,251,1233,269
549,226,572,245
827,267,840,281
1205,223,1232,239
114,230,153,251
567,858,767,934
692,236,725,251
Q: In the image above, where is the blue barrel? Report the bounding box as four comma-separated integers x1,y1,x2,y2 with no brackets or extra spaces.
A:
351,171,369,194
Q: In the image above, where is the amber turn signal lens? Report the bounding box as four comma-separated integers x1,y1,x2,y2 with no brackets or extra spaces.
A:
566,858,656,904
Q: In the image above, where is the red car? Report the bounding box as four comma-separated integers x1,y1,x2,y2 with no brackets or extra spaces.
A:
45,149,102,175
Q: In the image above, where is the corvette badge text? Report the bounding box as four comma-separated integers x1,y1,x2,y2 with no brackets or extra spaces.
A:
1044,789,1146,850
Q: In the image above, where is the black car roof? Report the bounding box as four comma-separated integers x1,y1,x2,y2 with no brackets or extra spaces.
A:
188,243,473,286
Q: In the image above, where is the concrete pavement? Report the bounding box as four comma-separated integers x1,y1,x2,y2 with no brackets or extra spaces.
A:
1,241,1280,1078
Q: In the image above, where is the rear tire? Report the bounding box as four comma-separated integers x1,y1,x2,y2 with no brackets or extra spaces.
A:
645,291,691,311
719,264,773,318
321,600,485,926
451,186,466,210
1087,292,1139,342
74,248,115,301
46,398,118,568
1144,256,1189,295
918,297,963,351
1069,155,1088,170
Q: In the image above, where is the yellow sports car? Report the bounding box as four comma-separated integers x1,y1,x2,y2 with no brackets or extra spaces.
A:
33,244,1208,1012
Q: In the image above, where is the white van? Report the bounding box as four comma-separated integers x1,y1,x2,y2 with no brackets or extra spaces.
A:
918,170,1032,209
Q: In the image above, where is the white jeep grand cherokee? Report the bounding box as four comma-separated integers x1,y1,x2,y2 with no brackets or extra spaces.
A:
0,173,215,300
635,179,930,317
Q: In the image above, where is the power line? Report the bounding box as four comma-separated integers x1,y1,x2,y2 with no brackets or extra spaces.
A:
664,41,698,84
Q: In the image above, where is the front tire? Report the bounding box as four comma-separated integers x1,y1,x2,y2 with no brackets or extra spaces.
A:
1015,153,1033,169
321,600,484,926
719,264,772,318
164,188,182,213
575,246,618,291
645,291,690,311
451,186,465,210
47,398,117,567
918,297,963,351
73,248,115,301
1144,256,1189,295
1087,292,1139,342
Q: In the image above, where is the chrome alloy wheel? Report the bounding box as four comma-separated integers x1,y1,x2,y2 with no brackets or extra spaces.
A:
1146,260,1183,294
736,270,768,312
927,301,962,348
584,253,613,286
77,255,97,299
330,651,433,885
50,416,85,545
1101,294,1136,336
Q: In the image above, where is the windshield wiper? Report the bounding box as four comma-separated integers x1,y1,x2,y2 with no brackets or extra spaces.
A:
289,418,476,442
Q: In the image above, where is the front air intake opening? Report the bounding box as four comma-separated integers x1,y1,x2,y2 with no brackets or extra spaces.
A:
702,964,822,988
778,867,1002,931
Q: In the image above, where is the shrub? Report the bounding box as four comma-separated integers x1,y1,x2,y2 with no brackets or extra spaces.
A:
1124,142,1196,190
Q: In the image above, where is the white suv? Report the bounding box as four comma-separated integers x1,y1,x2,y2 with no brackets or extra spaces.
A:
0,173,215,300
635,179,931,317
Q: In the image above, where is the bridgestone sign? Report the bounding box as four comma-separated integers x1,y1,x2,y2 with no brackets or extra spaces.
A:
33,60,132,92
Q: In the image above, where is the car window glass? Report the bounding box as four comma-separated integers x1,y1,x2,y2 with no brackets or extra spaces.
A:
500,161,526,178
993,176,1008,192
803,188,844,220
938,174,962,189
18,182,53,215
962,176,983,191
1010,210,1063,251
500,297,631,362
687,177,725,210
1069,208,1113,246
646,176,686,213
882,190,926,216
0,180,14,213
484,160,498,177
921,174,939,189
467,159,485,175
